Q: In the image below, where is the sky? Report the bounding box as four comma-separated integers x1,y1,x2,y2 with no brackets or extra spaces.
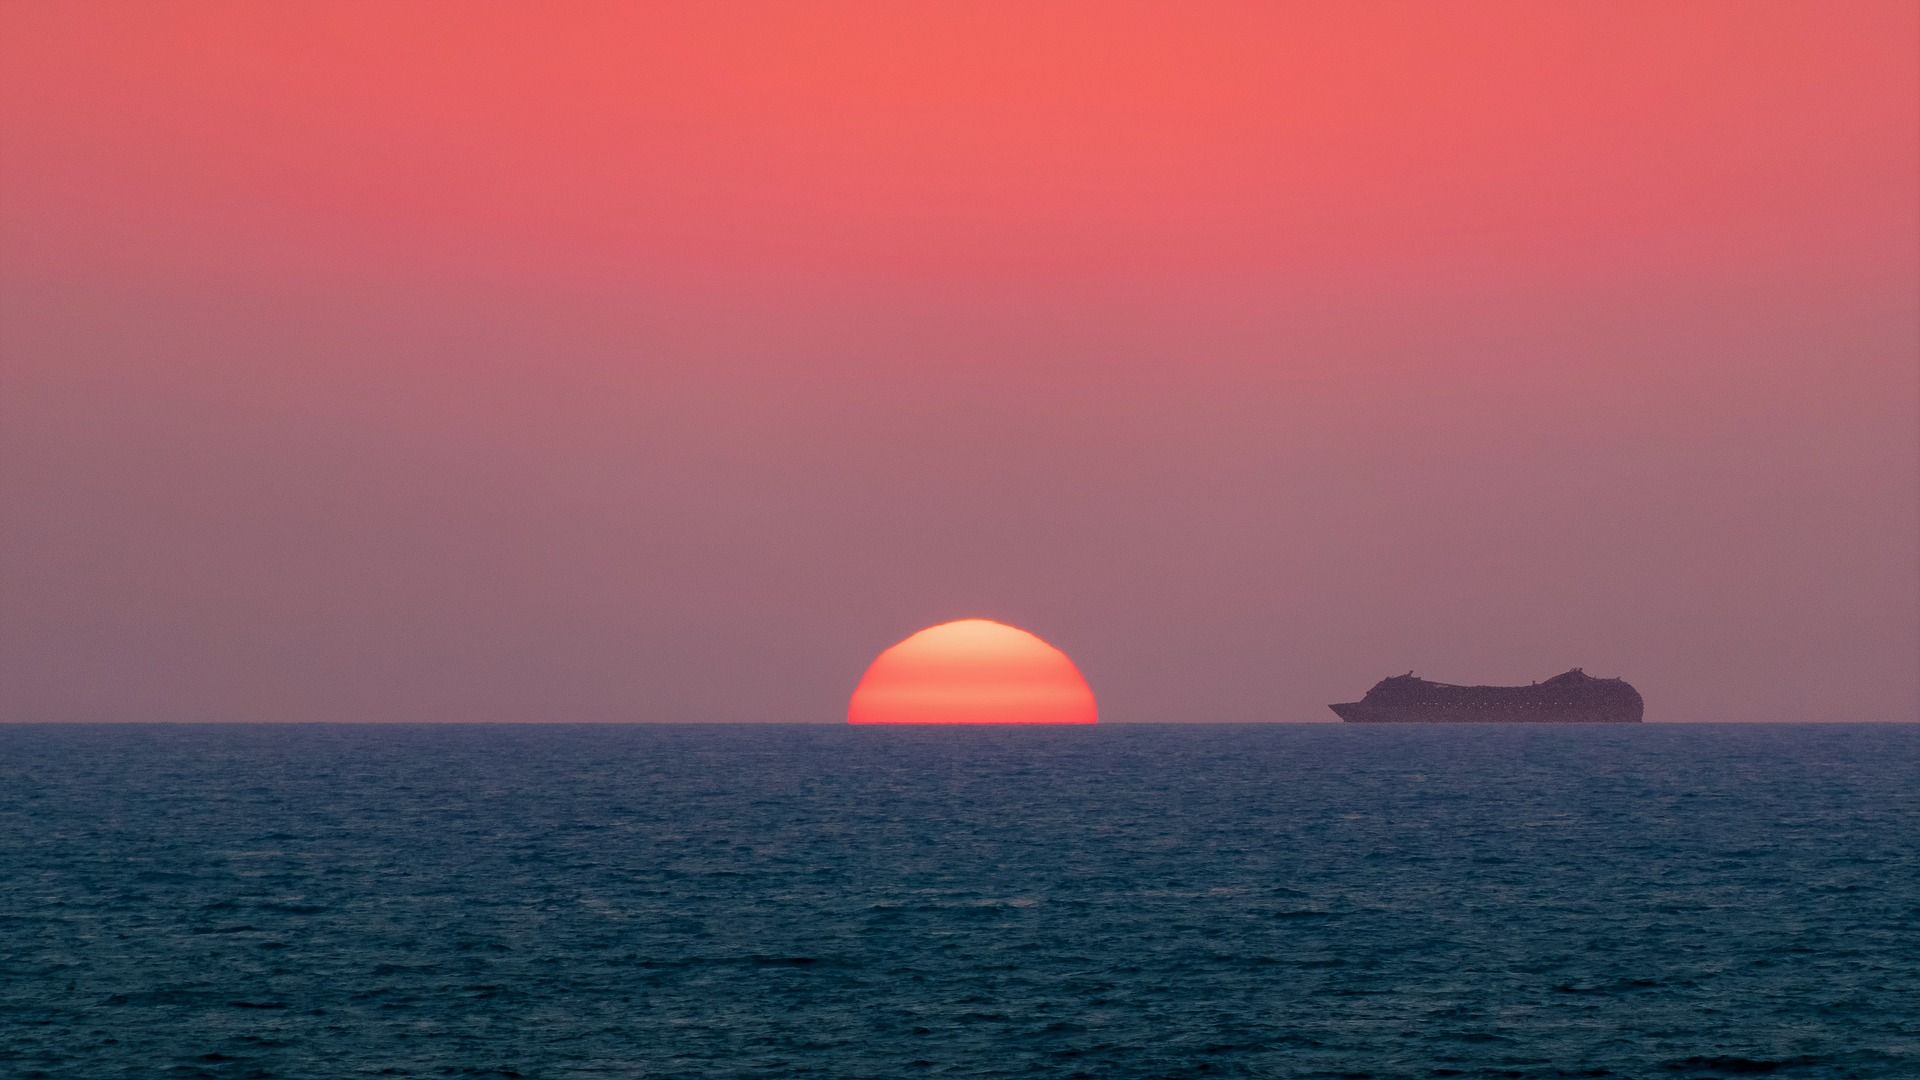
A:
2,1,1916,723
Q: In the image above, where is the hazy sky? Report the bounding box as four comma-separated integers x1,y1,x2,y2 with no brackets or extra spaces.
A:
3,2,1916,723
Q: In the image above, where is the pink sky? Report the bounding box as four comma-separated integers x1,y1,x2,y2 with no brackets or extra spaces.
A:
3,2,1915,722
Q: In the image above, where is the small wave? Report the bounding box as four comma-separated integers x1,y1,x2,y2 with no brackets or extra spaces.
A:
253,902,327,915
1662,1055,1821,1074
369,963,435,978
131,870,192,884
1440,1031,1515,1044
99,989,223,1008
1552,978,1663,995
1033,1021,1087,1036
1291,956,1347,969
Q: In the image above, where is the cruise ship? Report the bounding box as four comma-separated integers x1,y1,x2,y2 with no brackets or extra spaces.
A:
1330,669,1644,723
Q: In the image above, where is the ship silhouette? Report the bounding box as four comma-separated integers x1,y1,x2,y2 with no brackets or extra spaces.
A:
1330,668,1643,723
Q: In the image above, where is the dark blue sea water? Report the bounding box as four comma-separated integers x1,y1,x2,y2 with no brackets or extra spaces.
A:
2,724,1916,1079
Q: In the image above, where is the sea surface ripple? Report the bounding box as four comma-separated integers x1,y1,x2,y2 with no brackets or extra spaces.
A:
1,723,1916,1079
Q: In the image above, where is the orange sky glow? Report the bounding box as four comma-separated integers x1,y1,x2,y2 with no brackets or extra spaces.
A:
1,2,1914,723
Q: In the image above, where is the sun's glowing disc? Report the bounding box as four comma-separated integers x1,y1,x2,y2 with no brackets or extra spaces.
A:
848,619,1098,725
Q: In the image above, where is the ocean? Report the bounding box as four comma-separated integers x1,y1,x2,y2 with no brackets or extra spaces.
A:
1,723,1915,1079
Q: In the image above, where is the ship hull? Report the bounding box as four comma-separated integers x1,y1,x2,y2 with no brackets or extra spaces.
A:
1330,702,1641,723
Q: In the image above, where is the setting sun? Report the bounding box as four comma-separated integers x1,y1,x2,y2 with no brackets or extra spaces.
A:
848,619,1098,725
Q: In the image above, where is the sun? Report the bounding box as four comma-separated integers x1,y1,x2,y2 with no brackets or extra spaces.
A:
848,619,1098,725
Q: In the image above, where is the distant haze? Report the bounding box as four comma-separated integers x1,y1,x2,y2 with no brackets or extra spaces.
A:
3,2,1916,723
